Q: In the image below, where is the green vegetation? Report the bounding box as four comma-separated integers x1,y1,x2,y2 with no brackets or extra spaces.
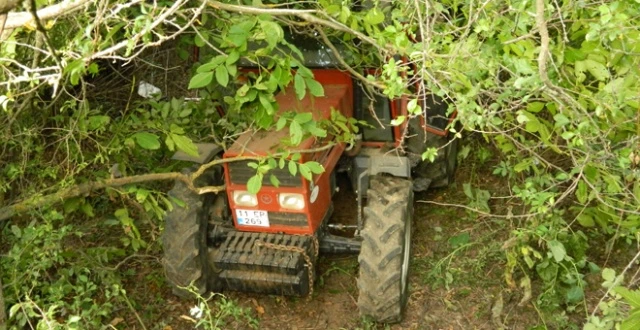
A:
1,0,640,329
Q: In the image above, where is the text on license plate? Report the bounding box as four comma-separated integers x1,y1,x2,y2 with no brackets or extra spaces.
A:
235,209,269,227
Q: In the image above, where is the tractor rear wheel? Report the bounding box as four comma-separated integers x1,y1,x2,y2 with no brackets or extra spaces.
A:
162,168,219,297
406,113,459,190
429,136,458,188
357,175,413,323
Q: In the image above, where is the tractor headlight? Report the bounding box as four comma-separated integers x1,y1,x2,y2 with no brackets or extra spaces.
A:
233,191,258,207
278,193,305,210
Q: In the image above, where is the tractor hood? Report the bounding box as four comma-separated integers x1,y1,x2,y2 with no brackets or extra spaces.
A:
225,71,353,157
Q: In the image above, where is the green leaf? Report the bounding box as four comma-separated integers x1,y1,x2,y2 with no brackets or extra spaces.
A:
10,225,21,238
290,120,303,145
615,287,640,308
565,286,584,303
547,240,566,262
226,51,240,65
132,132,161,150
365,8,385,25
622,312,640,330
576,180,587,204
294,73,306,100
227,64,237,78
64,197,82,214
294,112,313,124
259,93,274,114
215,65,229,87
188,72,213,89
390,115,405,126
576,213,595,227
260,20,283,49
276,117,287,131
247,174,262,194
583,59,610,81
87,115,110,131
536,261,559,282
526,102,545,113
602,268,616,282
448,232,470,248
170,133,199,157
407,99,419,115
298,163,312,180
288,160,297,176
305,78,324,97
305,161,324,174
81,203,95,217
553,113,570,128
421,147,438,162
197,56,226,73
306,122,327,137
226,19,256,47
194,33,207,47
269,174,280,188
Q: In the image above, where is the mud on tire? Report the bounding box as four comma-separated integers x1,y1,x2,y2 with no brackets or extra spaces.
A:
357,175,414,323
162,169,217,298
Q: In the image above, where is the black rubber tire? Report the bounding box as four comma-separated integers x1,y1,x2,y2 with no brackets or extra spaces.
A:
429,137,458,188
357,175,414,323
406,117,459,190
162,168,217,298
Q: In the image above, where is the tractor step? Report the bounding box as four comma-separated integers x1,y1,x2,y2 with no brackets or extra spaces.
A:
212,232,316,296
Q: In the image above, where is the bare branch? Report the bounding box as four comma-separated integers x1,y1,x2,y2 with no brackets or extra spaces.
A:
206,0,388,54
0,172,187,222
0,0,19,14
0,13,7,40
535,0,552,89
3,0,92,30
88,0,190,61
315,27,386,90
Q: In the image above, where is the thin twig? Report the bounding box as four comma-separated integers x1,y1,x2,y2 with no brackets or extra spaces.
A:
418,200,539,219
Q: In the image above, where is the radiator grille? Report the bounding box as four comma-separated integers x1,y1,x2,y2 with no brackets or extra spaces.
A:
228,160,302,187
269,212,308,227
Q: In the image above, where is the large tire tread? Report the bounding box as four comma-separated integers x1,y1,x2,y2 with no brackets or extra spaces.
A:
357,175,413,323
162,175,212,298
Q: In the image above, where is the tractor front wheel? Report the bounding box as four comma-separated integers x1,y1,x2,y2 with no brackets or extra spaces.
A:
162,168,218,297
357,175,414,323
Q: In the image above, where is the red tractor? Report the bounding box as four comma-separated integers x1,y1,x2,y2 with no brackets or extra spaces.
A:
162,34,457,323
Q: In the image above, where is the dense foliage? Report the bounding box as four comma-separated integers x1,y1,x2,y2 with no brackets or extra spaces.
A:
1,0,639,329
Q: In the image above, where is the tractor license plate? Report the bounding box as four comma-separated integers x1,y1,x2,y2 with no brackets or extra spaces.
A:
235,209,270,227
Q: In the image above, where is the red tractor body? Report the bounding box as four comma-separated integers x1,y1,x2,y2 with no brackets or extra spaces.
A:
223,69,352,235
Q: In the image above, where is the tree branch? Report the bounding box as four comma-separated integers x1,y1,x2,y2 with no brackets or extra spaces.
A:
0,172,192,222
0,142,339,222
3,0,91,30
315,27,386,91
0,13,7,40
535,0,552,90
28,0,63,70
206,0,388,54
0,0,19,15
88,0,189,61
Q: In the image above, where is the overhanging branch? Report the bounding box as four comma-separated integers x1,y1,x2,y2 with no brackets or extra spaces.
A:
206,0,389,54
3,0,92,29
